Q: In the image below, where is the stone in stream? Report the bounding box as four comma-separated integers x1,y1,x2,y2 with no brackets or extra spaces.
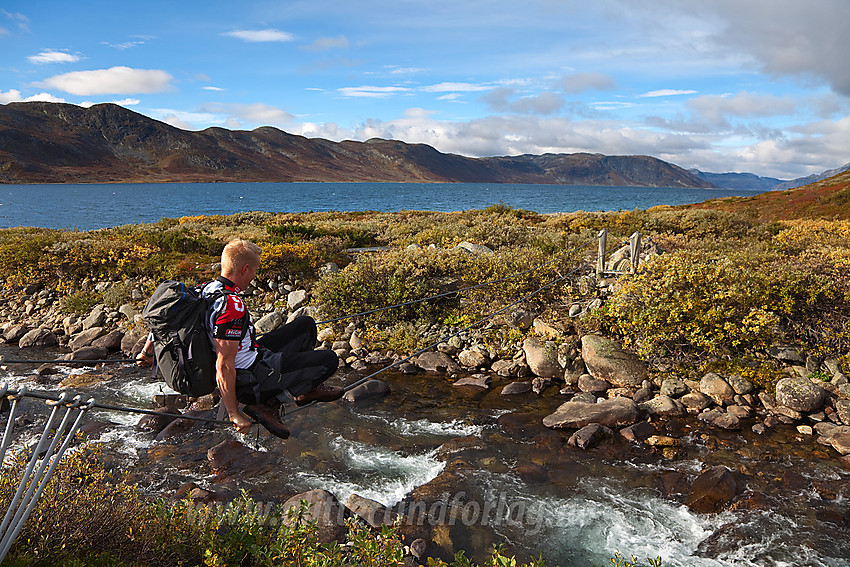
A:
346,493,397,528
542,397,640,429
567,423,613,450
685,465,739,514
207,439,272,480
18,327,57,348
522,337,562,379
453,375,491,390
91,329,124,351
580,335,646,387
639,395,685,418
342,379,391,402
620,421,656,443
414,351,461,374
135,408,178,434
69,326,107,350
3,325,30,343
155,410,215,441
281,489,347,544
500,381,531,396
65,346,109,361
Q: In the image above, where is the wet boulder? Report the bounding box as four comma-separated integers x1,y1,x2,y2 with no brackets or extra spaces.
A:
135,407,178,434
458,349,488,369
91,329,124,351
282,489,347,544
452,375,491,390
500,381,531,396
415,351,461,374
580,335,646,387
19,327,57,348
69,326,107,350
65,346,109,361
685,465,739,514
342,379,390,402
775,376,827,413
567,423,613,450
3,325,30,343
522,337,562,378
346,493,397,528
578,374,610,394
639,395,685,418
543,397,640,429
207,439,271,479
620,421,656,443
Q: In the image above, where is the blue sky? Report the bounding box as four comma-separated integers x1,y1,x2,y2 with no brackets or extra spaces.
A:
1,0,849,179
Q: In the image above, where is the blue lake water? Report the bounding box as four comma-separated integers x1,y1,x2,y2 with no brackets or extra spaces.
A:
0,182,760,230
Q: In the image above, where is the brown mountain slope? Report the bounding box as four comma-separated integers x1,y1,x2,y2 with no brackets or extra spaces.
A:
0,102,714,187
687,169,850,220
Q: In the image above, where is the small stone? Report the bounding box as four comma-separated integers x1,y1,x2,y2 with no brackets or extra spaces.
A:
453,375,491,390
501,381,532,396
797,425,814,435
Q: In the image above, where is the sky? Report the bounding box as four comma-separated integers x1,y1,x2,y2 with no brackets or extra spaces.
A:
1,0,849,180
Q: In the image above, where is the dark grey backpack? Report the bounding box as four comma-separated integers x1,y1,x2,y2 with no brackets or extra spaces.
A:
142,281,247,397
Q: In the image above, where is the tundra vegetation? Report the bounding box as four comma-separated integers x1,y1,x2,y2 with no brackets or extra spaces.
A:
1,203,847,565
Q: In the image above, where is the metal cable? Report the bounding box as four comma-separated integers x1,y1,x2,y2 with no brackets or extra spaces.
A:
1,386,230,426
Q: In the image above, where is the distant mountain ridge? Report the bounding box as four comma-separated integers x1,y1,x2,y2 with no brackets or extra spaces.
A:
0,102,713,188
772,162,850,191
690,170,784,192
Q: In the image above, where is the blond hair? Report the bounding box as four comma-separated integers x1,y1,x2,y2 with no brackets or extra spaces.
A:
221,238,262,275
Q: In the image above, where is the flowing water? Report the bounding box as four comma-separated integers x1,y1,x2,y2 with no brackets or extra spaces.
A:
2,347,850,566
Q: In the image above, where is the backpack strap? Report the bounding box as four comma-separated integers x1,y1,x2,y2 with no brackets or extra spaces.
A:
203,286,252,344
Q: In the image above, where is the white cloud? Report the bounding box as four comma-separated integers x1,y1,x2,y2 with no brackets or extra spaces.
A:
388,67,426,75
0,89,65,103
222,29,295,43
200,102,294,127
559,72,616,93
481,88,565,115
304,35,349,51
0,89,23,103
337,85,413,98
202,86,224,91
421,82,492,93
161,114,194,130
103,40,145,50
687,92,796,122
27,50,81,65
1,9,29,32
640,89,698,98
39,66,173,95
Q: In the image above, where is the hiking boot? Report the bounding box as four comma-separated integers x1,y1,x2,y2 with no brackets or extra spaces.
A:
244,402,289,439
294,384,344,406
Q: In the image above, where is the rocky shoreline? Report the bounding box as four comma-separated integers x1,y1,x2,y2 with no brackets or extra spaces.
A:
3,264,850,561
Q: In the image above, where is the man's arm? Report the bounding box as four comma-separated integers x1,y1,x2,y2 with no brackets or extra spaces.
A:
214,337,252,433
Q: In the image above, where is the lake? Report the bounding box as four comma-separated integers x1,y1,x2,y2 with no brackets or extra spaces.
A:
0,182,759,230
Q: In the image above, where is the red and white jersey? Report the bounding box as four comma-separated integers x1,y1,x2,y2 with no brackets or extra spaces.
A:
203,277,258,369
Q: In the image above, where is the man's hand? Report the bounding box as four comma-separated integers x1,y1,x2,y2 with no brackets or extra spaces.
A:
229,410,253,433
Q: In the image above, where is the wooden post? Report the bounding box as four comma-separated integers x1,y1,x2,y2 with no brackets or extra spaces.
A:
597,229,607,276
630,231,641,273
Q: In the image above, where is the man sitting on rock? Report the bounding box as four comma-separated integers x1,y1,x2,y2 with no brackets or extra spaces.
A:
206,238,342,438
